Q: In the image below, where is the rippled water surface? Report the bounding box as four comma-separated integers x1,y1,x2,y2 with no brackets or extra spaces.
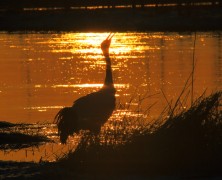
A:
0,32,221,161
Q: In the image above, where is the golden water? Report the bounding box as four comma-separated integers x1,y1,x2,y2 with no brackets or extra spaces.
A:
0,32,221,161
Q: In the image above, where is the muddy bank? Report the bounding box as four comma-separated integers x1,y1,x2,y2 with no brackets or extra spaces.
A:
0,161,42,179
0,122,52,150
1,6,222,31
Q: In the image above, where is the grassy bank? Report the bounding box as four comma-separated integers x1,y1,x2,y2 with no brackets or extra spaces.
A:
35,90,222,179
1,5,222,31
0,91,221,179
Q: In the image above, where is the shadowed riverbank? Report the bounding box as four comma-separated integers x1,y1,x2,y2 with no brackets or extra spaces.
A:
1,5,222,31
0,122,52,150
49,91,222,179
1,91,221,179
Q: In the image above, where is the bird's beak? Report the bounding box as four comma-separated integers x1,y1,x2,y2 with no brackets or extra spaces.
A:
106,33,115,40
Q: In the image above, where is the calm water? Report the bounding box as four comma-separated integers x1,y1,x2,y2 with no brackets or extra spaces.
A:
0,31,221,161
0,32,221,123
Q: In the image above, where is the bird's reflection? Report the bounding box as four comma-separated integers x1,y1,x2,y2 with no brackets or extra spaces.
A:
55,33,116,144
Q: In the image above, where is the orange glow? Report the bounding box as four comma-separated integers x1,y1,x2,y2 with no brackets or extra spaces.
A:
0,32,221,162
0,32,221,123
52,83,129,88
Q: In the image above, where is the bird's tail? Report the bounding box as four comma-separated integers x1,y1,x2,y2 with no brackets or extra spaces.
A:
54,107,77,144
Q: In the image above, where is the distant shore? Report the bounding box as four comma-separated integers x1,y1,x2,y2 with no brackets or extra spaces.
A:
1,5,222,32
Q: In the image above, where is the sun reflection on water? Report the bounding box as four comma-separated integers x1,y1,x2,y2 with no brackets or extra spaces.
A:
0,32,221,162
52,83,129,88
50,32,149,58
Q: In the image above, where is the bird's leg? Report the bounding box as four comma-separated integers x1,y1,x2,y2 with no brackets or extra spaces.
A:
93,133,101,145
78,131,91,147
88,128,101,145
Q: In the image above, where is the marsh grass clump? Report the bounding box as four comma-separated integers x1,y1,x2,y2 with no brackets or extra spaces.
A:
52,91,222,178
142,91,222,175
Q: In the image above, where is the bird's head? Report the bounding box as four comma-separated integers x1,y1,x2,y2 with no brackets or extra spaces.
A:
101,33,114,57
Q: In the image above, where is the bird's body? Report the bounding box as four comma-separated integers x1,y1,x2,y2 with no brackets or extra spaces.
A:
55,34,116,143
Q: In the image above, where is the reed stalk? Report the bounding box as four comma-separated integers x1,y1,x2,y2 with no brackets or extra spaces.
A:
191,31,197,105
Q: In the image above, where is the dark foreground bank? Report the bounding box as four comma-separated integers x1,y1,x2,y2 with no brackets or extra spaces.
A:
1,5,222,32
49,91,222,179
1,91,221,179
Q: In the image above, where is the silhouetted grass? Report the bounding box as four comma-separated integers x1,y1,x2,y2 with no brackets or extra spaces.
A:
47,90,222,178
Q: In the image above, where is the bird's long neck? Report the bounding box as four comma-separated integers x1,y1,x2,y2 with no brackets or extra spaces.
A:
104,56,114,87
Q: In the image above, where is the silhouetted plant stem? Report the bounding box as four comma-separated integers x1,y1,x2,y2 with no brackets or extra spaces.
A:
161,89,172,113
191,32,197,105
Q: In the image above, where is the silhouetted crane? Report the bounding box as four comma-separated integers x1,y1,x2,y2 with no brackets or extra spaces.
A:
54,33,116,144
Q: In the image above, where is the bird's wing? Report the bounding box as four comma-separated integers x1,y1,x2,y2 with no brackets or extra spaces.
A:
72,90,115,115
72,89,116,131
73,91,100,105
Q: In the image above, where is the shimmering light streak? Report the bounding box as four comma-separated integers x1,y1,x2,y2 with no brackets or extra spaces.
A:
52,83,129,88
1,32,221,163
24,106,63,111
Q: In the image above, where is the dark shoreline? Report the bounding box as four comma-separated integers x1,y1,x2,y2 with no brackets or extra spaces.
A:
1,6,222,32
